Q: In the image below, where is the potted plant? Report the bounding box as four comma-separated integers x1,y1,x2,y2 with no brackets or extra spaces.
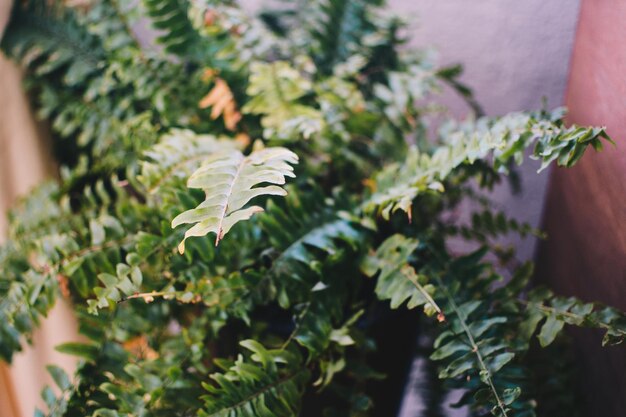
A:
1,1,624,416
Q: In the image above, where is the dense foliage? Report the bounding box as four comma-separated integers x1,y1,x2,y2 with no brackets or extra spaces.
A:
1,1,624,417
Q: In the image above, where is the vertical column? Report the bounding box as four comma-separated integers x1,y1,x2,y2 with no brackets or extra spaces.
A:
536,1,626,416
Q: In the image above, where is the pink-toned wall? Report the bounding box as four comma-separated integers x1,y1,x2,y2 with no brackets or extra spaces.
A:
537,0,626,415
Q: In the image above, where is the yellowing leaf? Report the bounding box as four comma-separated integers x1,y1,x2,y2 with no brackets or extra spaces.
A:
235,132,251,148
201,68,217,82
123,335,159,360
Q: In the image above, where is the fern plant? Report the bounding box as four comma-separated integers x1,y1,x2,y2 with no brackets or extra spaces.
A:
0,1,624,417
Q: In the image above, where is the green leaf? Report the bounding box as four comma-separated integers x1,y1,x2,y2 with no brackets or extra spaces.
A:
55,342,99,361
538,315,565,347
143,0,205,59
93,409,121,417
200,341,309,417
487,352,515,373
364,234,443,316
501,387,522,406
46,365,71,391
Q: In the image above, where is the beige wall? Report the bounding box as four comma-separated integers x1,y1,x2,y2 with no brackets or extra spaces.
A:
0,54,81,417
0,2,81,417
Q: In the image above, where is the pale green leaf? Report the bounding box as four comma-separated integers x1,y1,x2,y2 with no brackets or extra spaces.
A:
172,146,298,252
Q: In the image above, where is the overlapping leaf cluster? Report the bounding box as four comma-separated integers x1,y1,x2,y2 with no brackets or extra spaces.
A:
1,1,623,417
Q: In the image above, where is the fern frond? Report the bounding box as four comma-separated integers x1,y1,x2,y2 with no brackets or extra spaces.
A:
269,218,363,356
531,123,612,171
364,111,612,219
362,234,442,317
520,288,626,347
142,0,205,59
139,129,237,193
172,145,298,252
363,235,534,415
273,0,388,74
373,65,441,128
0,180,138,359
199,340,309,417
447,210,546,244
242,61,324,140
0,0,104,85
427,249,536,417
272,218,360,297
257,188,366,358
197,3,285,66
260,188,363,305
0,268,54,362
1,1,152,174
308,0,380,71
36,365,75,417
433,292,518,417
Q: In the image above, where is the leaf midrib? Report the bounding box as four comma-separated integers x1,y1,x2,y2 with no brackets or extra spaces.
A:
215,154,247,245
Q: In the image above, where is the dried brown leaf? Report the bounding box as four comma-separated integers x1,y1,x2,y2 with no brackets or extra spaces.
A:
199,78,242,131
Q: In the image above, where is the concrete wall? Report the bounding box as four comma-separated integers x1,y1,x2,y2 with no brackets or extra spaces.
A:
394,0,581,115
